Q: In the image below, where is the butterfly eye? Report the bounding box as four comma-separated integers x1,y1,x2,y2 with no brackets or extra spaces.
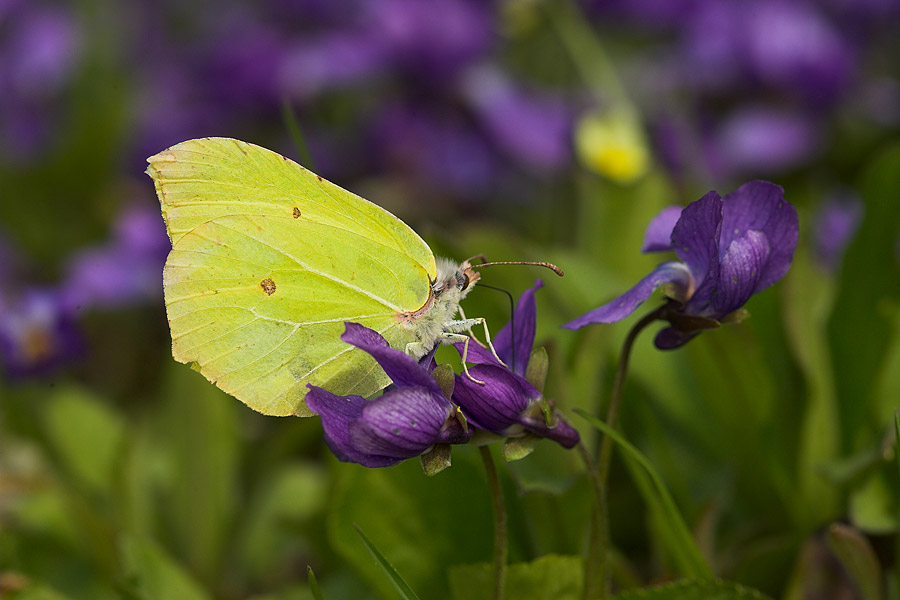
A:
456,272,470,291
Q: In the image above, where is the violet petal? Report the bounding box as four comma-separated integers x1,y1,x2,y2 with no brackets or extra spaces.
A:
562,262,693,329
711,230,771,314
492,280,542,374
653,327,699,350
719,180,798,293
453,364,539,433
671,190,723,286
350,386,457,457
305,386,395,466
341,322,442,395
519,412,581,448
642,206,683,253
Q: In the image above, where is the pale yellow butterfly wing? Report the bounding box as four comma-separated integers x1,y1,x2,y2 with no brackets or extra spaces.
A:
148,138,437,416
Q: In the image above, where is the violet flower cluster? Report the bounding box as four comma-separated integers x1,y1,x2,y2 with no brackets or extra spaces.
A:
0,203,169,379
593,0,900,179
308,283,579,469
564,180,799,349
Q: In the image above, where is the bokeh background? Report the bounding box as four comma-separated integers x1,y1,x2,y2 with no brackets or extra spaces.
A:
1,1,899,598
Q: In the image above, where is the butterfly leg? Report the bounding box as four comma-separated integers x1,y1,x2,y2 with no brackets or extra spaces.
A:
436,332,485,385
444,318,507,368
456,306,485,347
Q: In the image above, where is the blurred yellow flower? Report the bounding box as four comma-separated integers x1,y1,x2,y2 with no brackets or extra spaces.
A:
575,108,650,184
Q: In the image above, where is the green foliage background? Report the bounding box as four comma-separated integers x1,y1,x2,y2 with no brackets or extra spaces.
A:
2,1,899,599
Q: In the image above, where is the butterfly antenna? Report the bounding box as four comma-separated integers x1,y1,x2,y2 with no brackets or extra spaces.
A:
474,260,564,277
474,283,517,371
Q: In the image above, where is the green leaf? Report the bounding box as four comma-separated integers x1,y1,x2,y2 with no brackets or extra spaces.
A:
829,143,900,450
825,523,883,600
159,362,241,584
611,579,774,600
42,386,125,495
121,537,212,600
448,554,582,600
894,410,900,481
3,583,75,600
782,245,840,525
308,566,325,600
575,409,712,579
849,468,899,534
237,462,328,584
328,449,495,599
353,525,421,600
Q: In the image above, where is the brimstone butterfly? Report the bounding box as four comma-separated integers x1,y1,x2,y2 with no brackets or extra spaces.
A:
148,137,492,417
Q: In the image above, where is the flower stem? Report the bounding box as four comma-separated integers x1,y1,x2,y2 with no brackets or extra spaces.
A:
577,441,607,600
583,302,669,598
480,446,507,600
596,303,669,481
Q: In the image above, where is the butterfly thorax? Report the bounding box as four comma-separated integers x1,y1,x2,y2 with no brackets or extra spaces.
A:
397,257,480,356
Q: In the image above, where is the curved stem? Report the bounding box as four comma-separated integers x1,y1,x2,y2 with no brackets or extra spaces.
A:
596,303,669,480
583,302,669,598
480,446,507,600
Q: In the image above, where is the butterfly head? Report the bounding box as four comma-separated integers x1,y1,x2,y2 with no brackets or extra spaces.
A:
434,258,479,302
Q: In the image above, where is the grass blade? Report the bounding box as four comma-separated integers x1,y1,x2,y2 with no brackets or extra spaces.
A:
308,566,325,600
575,409,713,578
354,524,422,600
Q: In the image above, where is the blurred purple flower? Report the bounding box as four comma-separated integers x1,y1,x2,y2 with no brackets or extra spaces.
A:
564,181,799,349
462,65,572,171
0,2,81,162
307,323,471,468
364,0,493,82
61,204,169,312
279,32,388,100
372,104,497,195
0,288,83,379
453,281,579,448
682,1,854,104
812,194,863,272
712,106,820,176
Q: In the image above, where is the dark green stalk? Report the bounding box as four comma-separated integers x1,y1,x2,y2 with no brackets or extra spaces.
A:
596,304,669,481
583,303,668,598
480,446,507,600
576,441,607,600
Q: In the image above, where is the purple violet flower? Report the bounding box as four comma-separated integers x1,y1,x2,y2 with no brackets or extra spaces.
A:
61,204,169,312
453,281,580,448
0,287,83,379
711,106,820,176
563,181,799,349
812,194,863,273
461,65,572,171
306,323,471,468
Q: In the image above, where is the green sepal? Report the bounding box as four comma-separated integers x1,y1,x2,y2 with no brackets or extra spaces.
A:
420,445,453,477
502,435,539,461
521,394,556,428
665,311,721,333
431,364,456,400
452,405,468,433
525,346,549,394
721,308,751,325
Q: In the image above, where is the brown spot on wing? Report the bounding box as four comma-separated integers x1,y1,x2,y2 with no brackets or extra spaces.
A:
260,278,276,296
292,207,301,218
316,175,322,181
